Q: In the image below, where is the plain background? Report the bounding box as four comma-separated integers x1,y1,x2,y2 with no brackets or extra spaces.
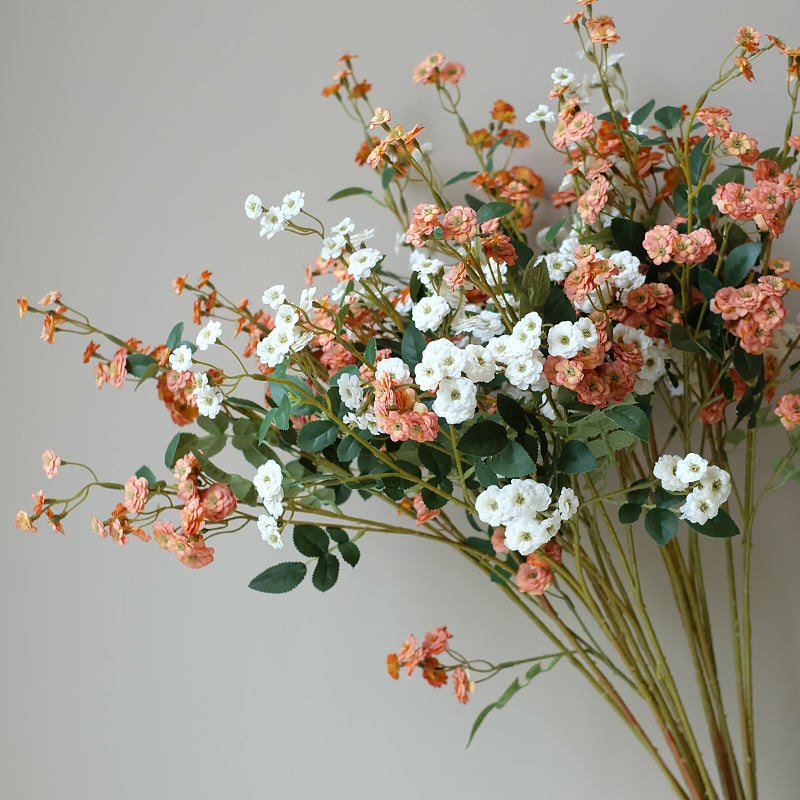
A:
2,1,799,797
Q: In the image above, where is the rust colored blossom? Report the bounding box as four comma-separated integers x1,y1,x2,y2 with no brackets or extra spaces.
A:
82,341,100,363
736,26,761,53
17,297,28,317
172,274,187,294
491,100,516,124
733,56,754,82
585,15,620,45
199,483,238,521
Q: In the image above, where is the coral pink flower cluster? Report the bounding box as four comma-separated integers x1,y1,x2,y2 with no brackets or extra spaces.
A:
642,225,716,266
710,276,789,354
372,369,439,443
387,626,474,704
515,539,563,595
774,394,800,431
411,52,464,86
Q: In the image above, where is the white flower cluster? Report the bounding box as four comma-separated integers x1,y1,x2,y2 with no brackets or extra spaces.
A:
320,217,376,265
475,480,579,555
485,312,547,392
192,371,224,419
244,191,305,240
653,453,732,525
413,339,481,424
255,287,315,368
254,459,286,548
168,344,194,372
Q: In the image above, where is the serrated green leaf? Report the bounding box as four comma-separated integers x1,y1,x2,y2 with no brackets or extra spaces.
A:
134,465,158,485
476,201,514,227
337,435,362,463
457,421,508,457
732,348,763,382
487,441,536,479
724,241,761,287
165,322,184,351
630,98,655,126
685,509,740,538
673,184,689,217
249,562,307,594
557,440,597,474
604,404,650,442
610,218,647,255
339,541,360,567
627,481,651,505
293,524,329,558
164,432,198,469
328,186,373,202
312,553,340,591
618,503,643,524
653,486,683,509
421,487,449,510
226,396,266,413
644,508,679,545
327,527,348,544
697,266,722,300
418,444,451,479
444,170,478,186
711,164,745,188
473,458,499,488
297,420,339,453
695,184,715,222
496,394,528,434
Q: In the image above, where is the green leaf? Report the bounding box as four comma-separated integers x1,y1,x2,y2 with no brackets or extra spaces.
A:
473,458,499,488
381,165,396,189
339,541,360,567
293,524,329,558
296,420,339,453
669,325,701,353
496,394,528,434
226,396,266,413
445,170,479,186
653,486,683,508
618,503,643,524
401,322,427,370
695,184,716,222
476,201,514,227
557,440,597,474
711,164,745,188
464,536,494,556
126,352,157,378
627,480,651,505
487,441,536,479
421,487,449,510
457,421,509,457
249,562,307,594
337,435,362,463
630,98,655,126
135,465,158,485
544,217,568,243
685,509,740,538
644,508,679,545
165,322,184,351
689,136,713,184
312,553,340,592
364,337,377,366
610,218,646,255
654,105,683,131
724,241,761,287
732,348,763,383
540,284,574,327
466,656,561,746
134,362,160,389
328,186,373,201
164,432,197,469
697,266,722,301
603,404,650,442
327,527,348,544
520,256,551,314
418,444,451,479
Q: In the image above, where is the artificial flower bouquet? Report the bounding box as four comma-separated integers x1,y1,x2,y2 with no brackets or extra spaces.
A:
14,2,800,797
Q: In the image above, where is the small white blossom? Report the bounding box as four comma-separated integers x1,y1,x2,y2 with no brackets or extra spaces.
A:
274,304,299,330
350,228,376,247
505,354,546,391
338,373,364,411
675,453,709,486
526,104,555,124
298,287,317,314
262,284,286,310
347,248,382,280
259,206,287,239
281,190,305,219
499,479,552,518
193,372,209,392
412,294,450,332
414,360,444,393
551,66,575,86
573,316,599,350
653,454,689,492
431,376,477,424
695,466,732,507
462,344,496,383
330,217,355,236
320,234,346,261
375,357,411,384
342,410,380,435
421,339,466,378
475,485,504,527
168,344,194,372
543,252,575,283
245,194,263,220
253,460,283,501
557,487,579,521
257,514,284,548
679,492,717,525
194,385,224,418
547,321,582,359
504,516,551,556
195,320,222,351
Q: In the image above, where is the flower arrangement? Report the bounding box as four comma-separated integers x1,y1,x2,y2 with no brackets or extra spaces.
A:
13,2,800,797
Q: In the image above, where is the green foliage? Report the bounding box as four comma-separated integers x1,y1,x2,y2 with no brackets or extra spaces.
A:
293,524,329,557
476,201,514,227
686,509,740,538
610,218,647,256
364,337,377,365
557,440,597,474
669,324,701,353
401,322,427,371
603,404,650,442
689,137,713,184
496,394,528,434
297,420,339,453
249,562,307,594
724,241,761,287
519,256,551,316
165,322,184,351
618,503,643,524
644,508,679,545
473,458,499,488
627,481,652,505
544,217,567,243
654,105,683,131
336,435,362,463
339,541,361,567
381,165,396,189
540,285,574,326
126,352,157,378
164,432,196,469
135,465,158,485
487,441,537,479
697,266,722,300
457,421,509,457
328,186,373,201
467,656,562,746
445,170,479,186
312,553,340,591
630,99,655,126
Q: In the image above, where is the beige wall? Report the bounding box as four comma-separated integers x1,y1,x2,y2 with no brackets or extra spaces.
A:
2,1,798,797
